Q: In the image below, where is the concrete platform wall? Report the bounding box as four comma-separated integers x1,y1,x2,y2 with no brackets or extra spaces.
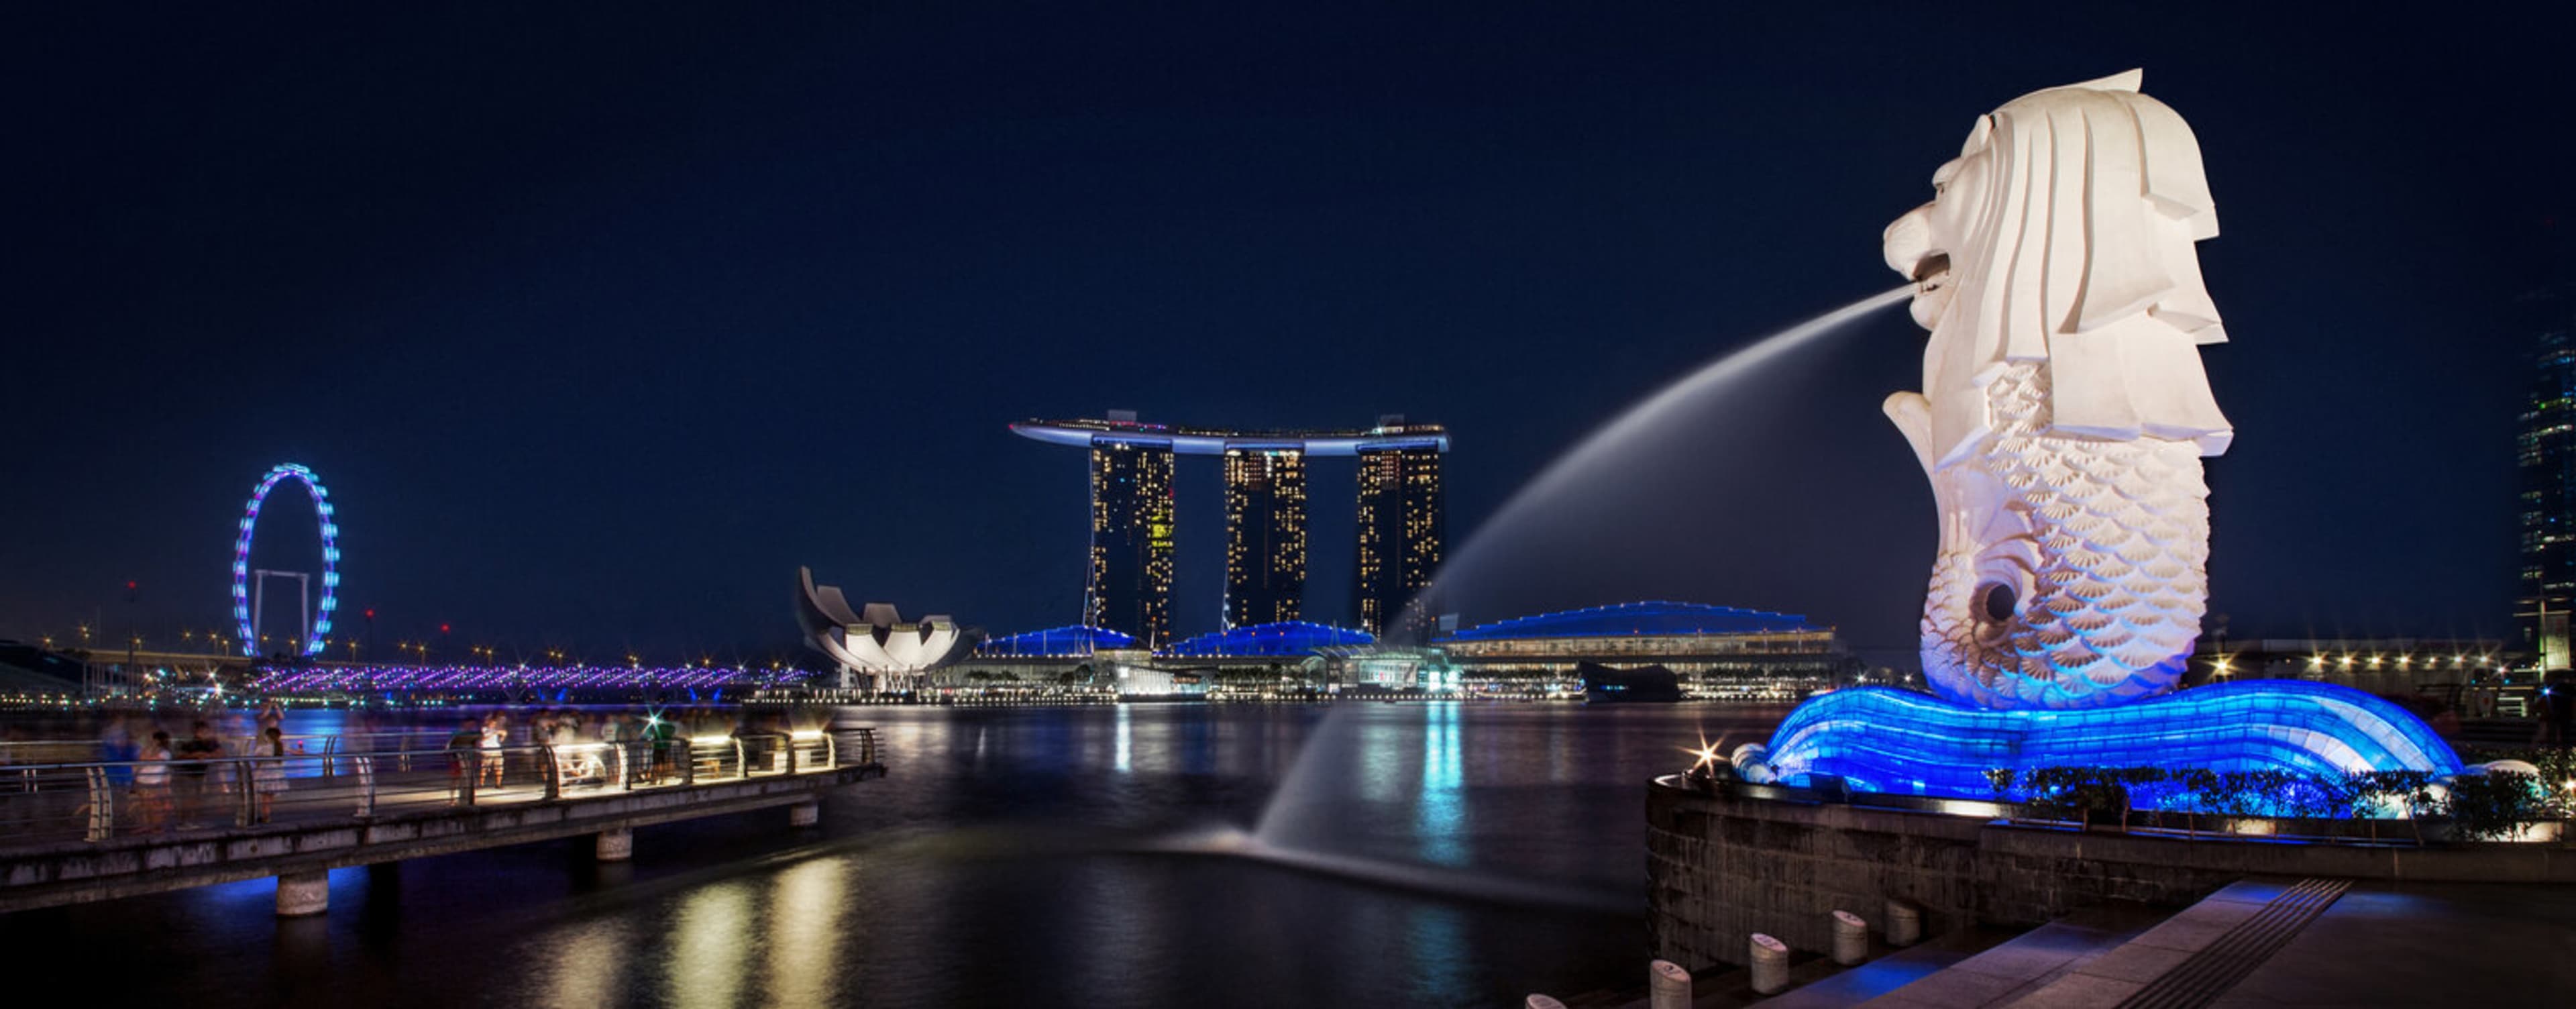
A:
1646,781,2576,971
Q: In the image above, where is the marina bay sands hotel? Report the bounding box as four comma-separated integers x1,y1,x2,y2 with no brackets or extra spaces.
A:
1012,413,1448,647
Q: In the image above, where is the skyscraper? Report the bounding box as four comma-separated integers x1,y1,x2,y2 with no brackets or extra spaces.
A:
1014,413,1446,642
1354,428,1445,637
1223,447,1307,628
1087,438,1175,647
2516,282,2576,670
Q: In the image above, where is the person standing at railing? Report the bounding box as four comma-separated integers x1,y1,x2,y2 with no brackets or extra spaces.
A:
479,715,508,791
252,727,288,824
133,731,173,833
100,716,138,790
445,719,482,807
645,709,676,784
257,699,284,735
172,722,223,829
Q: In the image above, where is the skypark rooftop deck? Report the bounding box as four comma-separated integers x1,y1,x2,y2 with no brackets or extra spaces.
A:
1010,417,1448,456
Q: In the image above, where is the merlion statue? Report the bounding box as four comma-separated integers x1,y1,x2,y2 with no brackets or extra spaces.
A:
1878,69,2231,710
1727,72,2464,794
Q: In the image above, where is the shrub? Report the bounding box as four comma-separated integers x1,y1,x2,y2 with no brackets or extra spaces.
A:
2446,771,2550,841
1986,763,2559,839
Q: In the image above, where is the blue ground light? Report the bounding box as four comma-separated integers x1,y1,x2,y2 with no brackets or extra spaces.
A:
1756,680,2465,799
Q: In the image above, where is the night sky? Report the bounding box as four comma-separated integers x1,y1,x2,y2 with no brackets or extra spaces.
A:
9,5,2571,663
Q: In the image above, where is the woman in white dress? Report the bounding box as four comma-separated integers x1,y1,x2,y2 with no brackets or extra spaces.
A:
252,727,288,823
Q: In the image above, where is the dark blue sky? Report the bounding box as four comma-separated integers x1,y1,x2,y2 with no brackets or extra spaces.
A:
8,4,2570,663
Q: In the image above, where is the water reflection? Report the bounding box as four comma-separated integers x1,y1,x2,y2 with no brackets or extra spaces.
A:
1417,702,1466,866
5,703,1794,1008
1115,704,1132,774
766,858,848,1005
1405,903,1470,1002
546,917,633,1006
667,883,751,1009
1358,717,1403,806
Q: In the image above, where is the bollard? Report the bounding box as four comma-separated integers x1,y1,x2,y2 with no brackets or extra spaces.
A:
1648,959,1690,1009
1523,997,1566,1009
276,870,329,917
596,827,633,862
1886,900,1922,947
788,801,820,828
1833,910,1869,965
1749,933,1790,995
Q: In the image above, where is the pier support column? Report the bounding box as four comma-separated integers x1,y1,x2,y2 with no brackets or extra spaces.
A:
788,800,819,828
276,870,329,917
596,828,633,862
1648,959,1690,1009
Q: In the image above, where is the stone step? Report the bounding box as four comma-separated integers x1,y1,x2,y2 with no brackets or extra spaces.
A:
1848,902,2169,1008
1984,878,2348,1009
1746,926,2019,1009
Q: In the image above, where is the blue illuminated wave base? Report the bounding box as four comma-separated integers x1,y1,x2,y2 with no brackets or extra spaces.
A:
1753,680,2463,799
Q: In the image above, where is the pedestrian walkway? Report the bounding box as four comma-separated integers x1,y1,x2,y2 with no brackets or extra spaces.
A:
2204,882,2576,1007
1839,902,2167,1008
1743,878,2576,1008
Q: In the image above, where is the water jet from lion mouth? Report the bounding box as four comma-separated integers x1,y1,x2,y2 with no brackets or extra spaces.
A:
1401,284,1915,629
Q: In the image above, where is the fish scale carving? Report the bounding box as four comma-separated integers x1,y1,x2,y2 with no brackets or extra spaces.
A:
1921,362,2210,709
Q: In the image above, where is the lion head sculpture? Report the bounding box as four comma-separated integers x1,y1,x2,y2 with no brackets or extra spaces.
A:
1880,70,2235,710
1881,68,2231,470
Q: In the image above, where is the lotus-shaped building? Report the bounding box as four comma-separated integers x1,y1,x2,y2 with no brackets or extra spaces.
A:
795,567,963,690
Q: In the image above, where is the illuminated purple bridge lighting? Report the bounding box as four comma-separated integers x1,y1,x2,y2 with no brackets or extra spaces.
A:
252,665,815,693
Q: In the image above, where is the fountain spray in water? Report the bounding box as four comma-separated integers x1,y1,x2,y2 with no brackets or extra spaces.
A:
1250,706,1354,847
1144,287,1917,914
1405,284,1916,627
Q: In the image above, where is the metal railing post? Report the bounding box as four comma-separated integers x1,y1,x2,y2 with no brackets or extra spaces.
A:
730,739,745,780
356,755,375,818
541,745,560,800
787,737,799,774
85,767,113,841
234,758,254,827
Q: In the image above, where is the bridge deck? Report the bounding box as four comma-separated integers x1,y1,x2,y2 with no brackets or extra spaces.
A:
0,729,883,914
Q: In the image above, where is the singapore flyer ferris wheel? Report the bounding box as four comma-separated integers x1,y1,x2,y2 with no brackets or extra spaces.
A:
231,463,341,658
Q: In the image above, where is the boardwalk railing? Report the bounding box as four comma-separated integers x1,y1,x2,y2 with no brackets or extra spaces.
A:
0,728,878,845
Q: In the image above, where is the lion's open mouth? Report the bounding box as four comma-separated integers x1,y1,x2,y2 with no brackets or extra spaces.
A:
1912,252,1951,291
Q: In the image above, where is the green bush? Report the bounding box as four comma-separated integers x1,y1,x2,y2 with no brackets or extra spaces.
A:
1986,763,2558,839
2446,771,2551,841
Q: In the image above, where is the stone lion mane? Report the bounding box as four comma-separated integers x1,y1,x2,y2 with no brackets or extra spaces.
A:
1929,68,2233,468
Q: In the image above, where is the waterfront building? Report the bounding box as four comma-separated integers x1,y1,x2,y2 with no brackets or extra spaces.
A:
1223,447,1308,628
794,567,961,691
1301,644,1458,692
1161,621,1372,658
1354,419,1445,637
975,625,1137,659
1087,435,1176,647
961,625,1138,690
1434,601,1847,700
1013,413,1450,643
2517,281,2576,670
2188,636,2522,713
962,602,1838,699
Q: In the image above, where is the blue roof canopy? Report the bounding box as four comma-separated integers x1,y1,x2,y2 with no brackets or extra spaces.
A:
1442,601,1814,641
977,625,1136,657
1161,621,1375,657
